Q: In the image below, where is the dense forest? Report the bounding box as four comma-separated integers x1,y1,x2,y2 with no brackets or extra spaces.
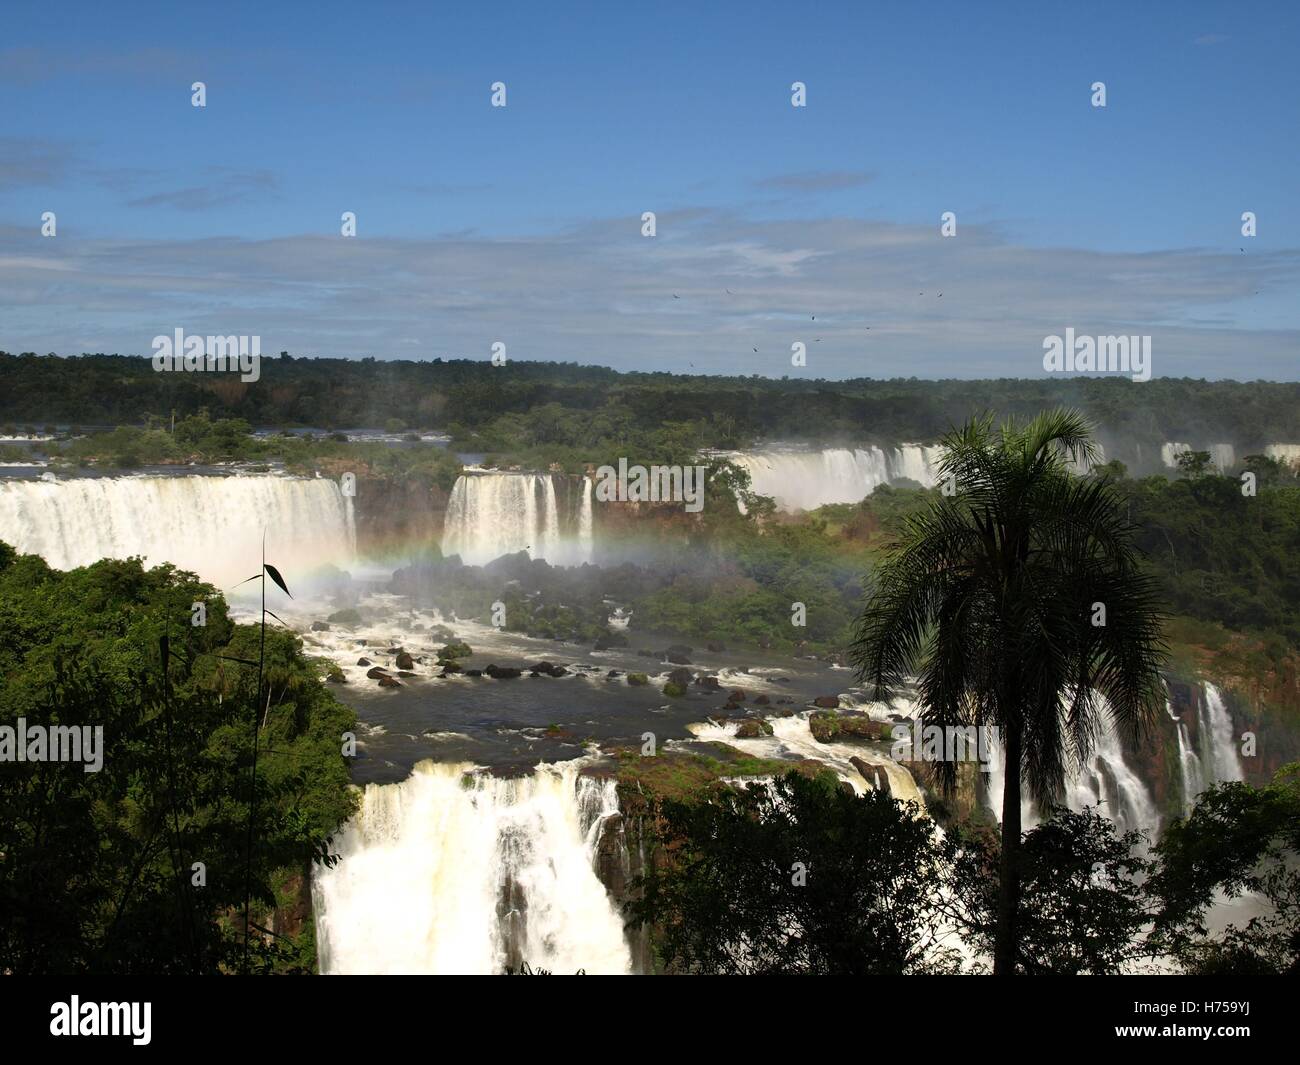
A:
0,546,357,973
3,352,1299,454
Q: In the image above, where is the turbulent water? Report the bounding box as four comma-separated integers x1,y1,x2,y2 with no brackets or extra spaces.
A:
0,473,355,587
312,759,631,974
441,472,594,566
726,445,941,512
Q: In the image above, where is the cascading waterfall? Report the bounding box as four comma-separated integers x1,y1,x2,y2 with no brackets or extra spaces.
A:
984,698,1160,840
726,445,940,513
1198,682,1244,784
1171,683,1242,813
0,473,355,586
311,760,632,975
440,472,594,566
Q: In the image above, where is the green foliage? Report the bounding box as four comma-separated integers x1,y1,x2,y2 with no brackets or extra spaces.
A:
0,546,357,974
1148,764,1300,974
947,810,1153,974
851,409,1169,975
628,771,958,974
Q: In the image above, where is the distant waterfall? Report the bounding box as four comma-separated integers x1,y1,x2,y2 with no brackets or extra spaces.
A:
440,472,594,566
312,760,632,975
1264,443,1300,469
726,445,940,513
1162,442,1235,471
577,476,594,558
0,474,355,586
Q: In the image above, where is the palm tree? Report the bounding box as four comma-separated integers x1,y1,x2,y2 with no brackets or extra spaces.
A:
851,409,1167,974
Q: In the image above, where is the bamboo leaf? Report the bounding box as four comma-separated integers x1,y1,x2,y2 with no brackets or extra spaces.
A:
263,563,292,599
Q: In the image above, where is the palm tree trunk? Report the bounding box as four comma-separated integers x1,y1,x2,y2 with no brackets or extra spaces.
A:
994,717,1021,974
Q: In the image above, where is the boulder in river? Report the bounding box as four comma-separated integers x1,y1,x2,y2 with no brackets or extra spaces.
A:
594,633,629,651
753,694,770,705
377,675,403,688
366,666,389,679
626,672,650,686
311,621,330,632
667,667,693,688
813,695,840,708
695,675,721,691
395,651,415,670
357,657,372,667
486,664,523,679
850,757,891,797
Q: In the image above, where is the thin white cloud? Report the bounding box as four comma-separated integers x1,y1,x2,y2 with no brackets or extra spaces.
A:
0,210,1295,379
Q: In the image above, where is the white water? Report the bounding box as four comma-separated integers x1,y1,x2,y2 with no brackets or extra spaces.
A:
312,759,632,975
0,473,355,587
1264,443,1300,468
727,445,941,513
1172,683,1243,814
984,699,1160,840
1199,682,1244,785
688,713,925,808
441,472,594,566
1162,442,1235,472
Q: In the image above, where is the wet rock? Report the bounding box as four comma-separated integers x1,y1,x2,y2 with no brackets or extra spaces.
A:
734,719,774,738
666,644,693,657
311,621,330,632
850,757,891,797
357,657,372,667
728,689,746,702
365,666,389,679
753,694,770,705
695,675,721,691
377,675,403,688
395,651,415,670
667,667,693,688
486,664,523,679
664,652,693,665
627,672,649,686
606,669,622,678
813,695,841,708
595,633,629,651
396,670,416,678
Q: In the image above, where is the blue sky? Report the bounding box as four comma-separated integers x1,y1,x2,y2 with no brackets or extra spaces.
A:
1,0,1297,378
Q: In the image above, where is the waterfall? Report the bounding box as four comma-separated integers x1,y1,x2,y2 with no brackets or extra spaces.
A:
311,760,632,975
1173,715,1205,812
440,472,594,566
577,476,593,558
984,697,1160,840
726,445,940,513
0,473,355,586
1198,682,1244,784
1162,442,1234,471
1264,443,1300,469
